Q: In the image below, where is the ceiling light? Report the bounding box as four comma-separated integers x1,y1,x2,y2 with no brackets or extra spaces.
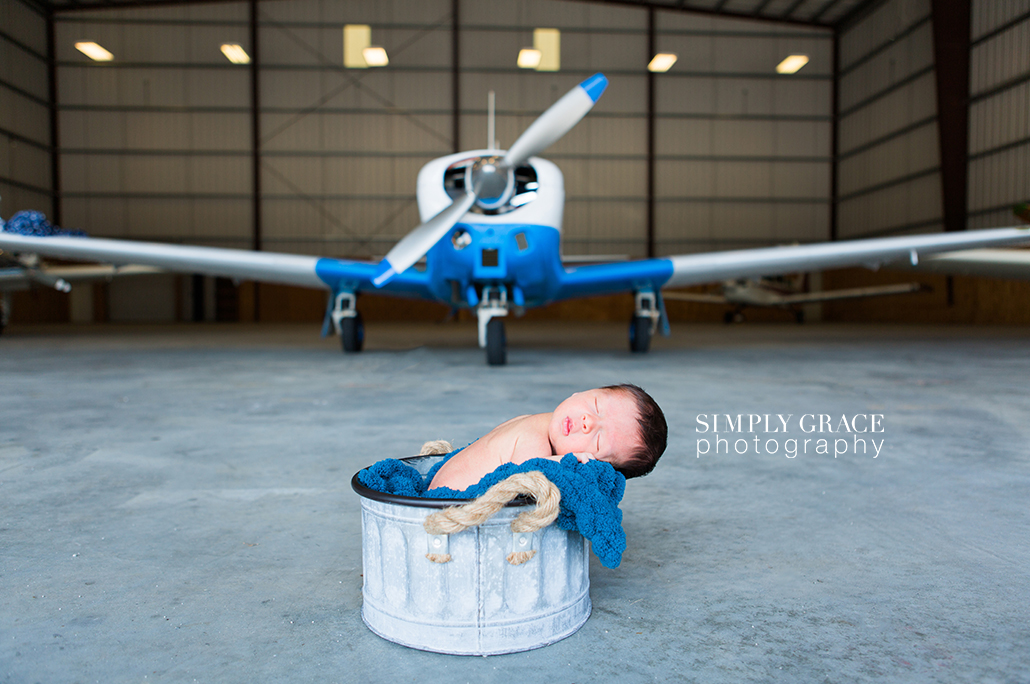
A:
517,48,542,69
220,44,250,64
75,41,113,62
776,54,809,74
648,53,677,73
362,46,389,67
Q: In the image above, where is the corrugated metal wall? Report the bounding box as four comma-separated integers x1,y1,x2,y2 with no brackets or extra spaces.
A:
50,0,833,267
656,11,832,254
0,0,52,220
55,2,252,247
836,0,941,240
968,1,1030,229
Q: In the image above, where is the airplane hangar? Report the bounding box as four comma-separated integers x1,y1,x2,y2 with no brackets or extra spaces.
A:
2,1,1030,682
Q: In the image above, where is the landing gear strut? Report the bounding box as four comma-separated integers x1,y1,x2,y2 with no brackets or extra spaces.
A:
477,285,509,366
330,291,363,353
629,290,660,354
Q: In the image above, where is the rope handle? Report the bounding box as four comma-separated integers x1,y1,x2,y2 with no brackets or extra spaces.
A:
423,471,561,565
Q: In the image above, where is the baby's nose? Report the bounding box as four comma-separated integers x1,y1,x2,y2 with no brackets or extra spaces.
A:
581,413,595,431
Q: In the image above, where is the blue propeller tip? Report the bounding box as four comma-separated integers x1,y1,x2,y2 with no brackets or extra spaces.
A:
580,73,608,103
372,261,396,288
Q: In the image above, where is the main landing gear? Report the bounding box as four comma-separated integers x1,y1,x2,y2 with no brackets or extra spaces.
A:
629,290,661,353
330,291,363,353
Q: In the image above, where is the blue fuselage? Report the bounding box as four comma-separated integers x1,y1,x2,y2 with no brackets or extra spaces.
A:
313,222,675,308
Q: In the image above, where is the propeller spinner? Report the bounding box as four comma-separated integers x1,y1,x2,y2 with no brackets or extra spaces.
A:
371,73,608,288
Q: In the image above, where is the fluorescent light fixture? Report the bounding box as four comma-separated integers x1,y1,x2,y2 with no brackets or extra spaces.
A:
533,28,560,71
220,43,250,64
517,48,542,69
776,54,809,74
648,52,677,73
344,24,371,68
362,46,389,67
75,41,113,62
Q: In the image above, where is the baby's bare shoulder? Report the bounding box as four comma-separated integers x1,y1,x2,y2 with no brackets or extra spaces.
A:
508,416,554,465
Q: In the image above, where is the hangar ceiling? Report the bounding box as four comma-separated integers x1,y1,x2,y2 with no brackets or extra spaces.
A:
35,0,878,29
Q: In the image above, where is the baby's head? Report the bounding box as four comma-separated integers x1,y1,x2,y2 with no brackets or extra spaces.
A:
549,383,667,479
601,383,667,479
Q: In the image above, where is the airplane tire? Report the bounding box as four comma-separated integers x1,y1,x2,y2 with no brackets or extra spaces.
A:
486,318,506,366
629,315,651,353
341,313,364,353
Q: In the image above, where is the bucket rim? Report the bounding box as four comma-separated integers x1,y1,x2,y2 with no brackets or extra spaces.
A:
351,456,531,509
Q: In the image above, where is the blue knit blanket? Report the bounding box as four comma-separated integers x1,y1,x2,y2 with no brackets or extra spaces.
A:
357,452,627,568
1,210,86,237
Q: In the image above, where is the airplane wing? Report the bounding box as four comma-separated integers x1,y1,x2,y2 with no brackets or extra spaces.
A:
896,248,1030,280
553,226,1030,300
0,232,437,300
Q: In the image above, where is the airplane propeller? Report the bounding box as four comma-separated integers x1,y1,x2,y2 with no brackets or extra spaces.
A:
371,72,608,288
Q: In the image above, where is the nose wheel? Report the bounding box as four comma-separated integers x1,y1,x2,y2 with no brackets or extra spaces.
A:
486,318,506,366
477,285,509,366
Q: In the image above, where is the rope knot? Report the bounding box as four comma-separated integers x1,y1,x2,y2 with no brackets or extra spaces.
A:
423,471,560,565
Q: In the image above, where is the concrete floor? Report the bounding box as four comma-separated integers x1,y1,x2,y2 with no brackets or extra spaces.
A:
2,321,1029,683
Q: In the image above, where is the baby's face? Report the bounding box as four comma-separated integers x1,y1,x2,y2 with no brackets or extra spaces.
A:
548,388,641,466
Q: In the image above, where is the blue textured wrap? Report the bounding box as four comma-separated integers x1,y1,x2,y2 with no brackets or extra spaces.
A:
357,452,627,568
1,211,86,237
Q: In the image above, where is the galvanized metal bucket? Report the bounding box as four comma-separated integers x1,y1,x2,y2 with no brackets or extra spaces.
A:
351,456,591,655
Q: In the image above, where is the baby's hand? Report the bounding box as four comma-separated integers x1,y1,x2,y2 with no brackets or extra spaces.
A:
572,452,596,464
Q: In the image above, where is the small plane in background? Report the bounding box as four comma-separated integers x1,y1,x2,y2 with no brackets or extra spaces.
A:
663,275,926,324
2,73,1030,364
0,238,160,334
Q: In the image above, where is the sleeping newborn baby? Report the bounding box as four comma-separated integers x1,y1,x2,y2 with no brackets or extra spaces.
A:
428,383,667,492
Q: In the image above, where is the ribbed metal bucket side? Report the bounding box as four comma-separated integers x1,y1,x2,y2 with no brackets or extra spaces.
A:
357,494,591,655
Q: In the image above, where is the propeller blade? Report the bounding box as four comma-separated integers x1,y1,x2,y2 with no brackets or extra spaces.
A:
371,192,477,287
502,73,608,168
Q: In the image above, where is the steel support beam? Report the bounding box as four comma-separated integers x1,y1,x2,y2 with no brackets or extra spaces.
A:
931,0,970,234
646,7,656,258
47,8,61,224
249,0,261,319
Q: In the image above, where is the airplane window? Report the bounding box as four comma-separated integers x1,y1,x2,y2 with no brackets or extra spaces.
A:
515,232,529,251
481,248,499,267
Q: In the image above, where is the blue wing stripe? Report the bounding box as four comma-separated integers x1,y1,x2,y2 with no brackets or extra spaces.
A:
553,258,674,301
315,258,436,299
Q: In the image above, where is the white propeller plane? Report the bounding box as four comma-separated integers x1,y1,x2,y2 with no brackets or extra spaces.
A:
2,73,1029,364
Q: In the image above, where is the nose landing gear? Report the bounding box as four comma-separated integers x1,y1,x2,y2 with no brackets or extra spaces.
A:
477,285,509,366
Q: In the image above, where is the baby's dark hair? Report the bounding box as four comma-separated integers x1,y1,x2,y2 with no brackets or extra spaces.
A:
602,383,667,479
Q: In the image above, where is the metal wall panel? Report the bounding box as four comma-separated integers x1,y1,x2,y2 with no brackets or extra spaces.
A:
55,1,252,257
968,1,1030,227
0,0,52,218
655,9,832,254
837,0,940,238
